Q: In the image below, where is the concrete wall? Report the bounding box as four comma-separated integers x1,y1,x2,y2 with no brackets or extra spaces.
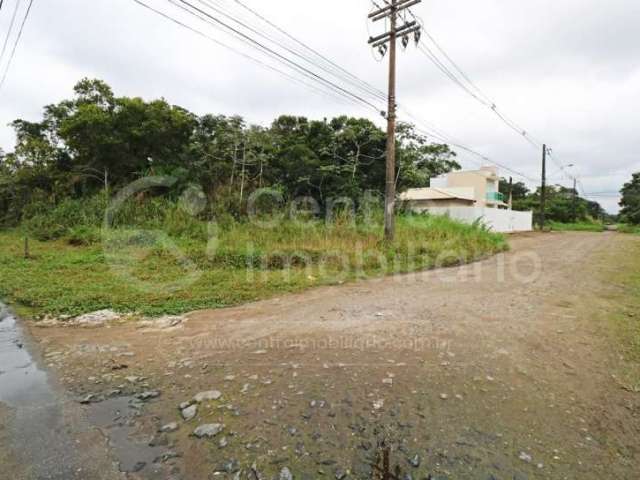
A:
422,206,533,233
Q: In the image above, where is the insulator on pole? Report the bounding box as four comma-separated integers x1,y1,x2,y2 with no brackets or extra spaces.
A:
402,35,409,49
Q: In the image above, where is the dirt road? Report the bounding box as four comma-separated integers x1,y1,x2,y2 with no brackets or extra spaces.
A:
21,232,640,479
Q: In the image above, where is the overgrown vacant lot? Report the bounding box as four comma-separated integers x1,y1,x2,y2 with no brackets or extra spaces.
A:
0,214,507,319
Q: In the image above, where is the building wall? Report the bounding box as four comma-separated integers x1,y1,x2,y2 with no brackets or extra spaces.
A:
433,169,502,208
420,206,533,233
446,172,490,207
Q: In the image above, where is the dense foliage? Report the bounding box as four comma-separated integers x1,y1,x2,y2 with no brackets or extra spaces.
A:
499,179,608,224
620,173,640,225
0,79,460,227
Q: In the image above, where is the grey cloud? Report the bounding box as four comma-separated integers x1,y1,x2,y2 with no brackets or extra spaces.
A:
1,0,638,213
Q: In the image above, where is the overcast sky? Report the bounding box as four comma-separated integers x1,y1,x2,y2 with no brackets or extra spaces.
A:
1,0,639,212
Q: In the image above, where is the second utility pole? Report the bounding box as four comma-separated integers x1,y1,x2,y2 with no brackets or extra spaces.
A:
540,144,547,230
572,177,578,222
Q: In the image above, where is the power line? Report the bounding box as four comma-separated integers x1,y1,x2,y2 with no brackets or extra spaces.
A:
411,124,537,183
166,0,381,111
0,0,21,68
417,32,542,151
193,0,387,104
173,0,382,113
399,107,537,183
226,0,539,184
211,0,545,185
0,0,34,93
136,0,545,186
231,0,455,122
131,0,366,109
404,10,581,180
370,5,556,183
410,14,545,149
231,0,387,103
582,192,621,197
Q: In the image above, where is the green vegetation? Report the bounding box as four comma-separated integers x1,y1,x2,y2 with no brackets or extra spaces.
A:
0,79,509,320
606,239,640,391
618,224,640,235
0,212,506,319
498,180,611,225
618,270,640,364
0,78,460,227
548,221,605,232
619,173,640,225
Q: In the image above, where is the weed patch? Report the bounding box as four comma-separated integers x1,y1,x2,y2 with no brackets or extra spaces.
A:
549,221,605,232
0,213,507,319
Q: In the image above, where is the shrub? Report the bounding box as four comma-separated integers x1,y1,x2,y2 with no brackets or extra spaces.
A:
549,221,605,233
66,226,101,246
618,224,640,235
24,195,108,240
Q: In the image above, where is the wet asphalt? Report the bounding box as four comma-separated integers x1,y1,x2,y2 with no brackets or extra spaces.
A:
0,305,122,480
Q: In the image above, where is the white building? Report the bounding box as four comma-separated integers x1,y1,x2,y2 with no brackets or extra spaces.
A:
400,167,533,233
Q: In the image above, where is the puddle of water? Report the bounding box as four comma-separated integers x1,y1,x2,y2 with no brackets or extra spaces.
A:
0,304,179,479
0,306,51,407
0,304,91,479
86,396,169,476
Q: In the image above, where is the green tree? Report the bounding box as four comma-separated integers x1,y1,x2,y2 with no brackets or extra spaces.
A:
499,178,530,208
0,78,464,225
620,172,640,224
519,185,605,225
396,122,460,191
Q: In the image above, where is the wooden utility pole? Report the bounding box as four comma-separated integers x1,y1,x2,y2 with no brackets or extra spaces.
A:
508,176,513,209
384,4,398,242
540,144,547,230
240,143,247,204
572,177,578,222
368,0,422,242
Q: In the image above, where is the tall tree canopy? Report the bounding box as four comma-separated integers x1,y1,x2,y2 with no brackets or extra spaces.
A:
620,172,640,224
499,178,529,204
513,184,607,224
0,78,461,224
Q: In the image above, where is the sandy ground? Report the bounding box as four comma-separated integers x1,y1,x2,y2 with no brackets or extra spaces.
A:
26,232,640,479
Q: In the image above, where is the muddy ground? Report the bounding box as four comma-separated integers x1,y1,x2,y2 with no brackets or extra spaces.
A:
15,232,640,479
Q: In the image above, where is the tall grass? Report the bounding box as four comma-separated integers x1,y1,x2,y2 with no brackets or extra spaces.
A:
618,224,640,235
1,195,508,318
23,193,208,242
549,221,605,232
